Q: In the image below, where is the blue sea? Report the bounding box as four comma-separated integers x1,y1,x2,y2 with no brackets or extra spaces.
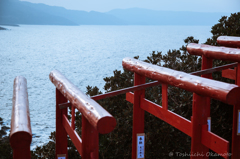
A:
0,25,211,149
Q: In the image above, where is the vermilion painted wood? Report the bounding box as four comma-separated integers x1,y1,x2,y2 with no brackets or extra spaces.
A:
191,93,209,159
201,125,229,159
122,57,240,105
231,63,240,159
10,76,32,159
201,56,213,79
141,97,192,137
187,43,240,62
90,63,237,103
56,89,68,159
222,68,236,80
50,70,116,134
71,106,75,129
132,73,145,159
127,92,230,158
82,115,99,159
162,84,168,110
62,114,83,155
126,92,134,103
201,56,212,124
126,92,192,137
217,36,240,48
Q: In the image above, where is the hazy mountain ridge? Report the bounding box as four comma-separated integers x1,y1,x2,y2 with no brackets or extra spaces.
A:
106,8,230,25
18,1,127,25
0,0,78,25
0,0,231,26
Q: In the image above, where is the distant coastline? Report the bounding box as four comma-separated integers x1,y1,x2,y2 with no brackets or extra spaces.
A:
0,26,7,30
0,24,19,30
0,24,19,27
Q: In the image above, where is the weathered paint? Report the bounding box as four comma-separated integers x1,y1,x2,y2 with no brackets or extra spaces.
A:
122,57,240,105
10,76,32,159
187,43,240,62
217,36,240,48
49,70,116,134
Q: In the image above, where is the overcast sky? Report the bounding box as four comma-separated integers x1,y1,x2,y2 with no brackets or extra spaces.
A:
20,0,240,13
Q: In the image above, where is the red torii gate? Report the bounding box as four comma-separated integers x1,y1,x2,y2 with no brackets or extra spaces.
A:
123,57,240,159
49,70,117,159
187,35,240,159
9,36,240,159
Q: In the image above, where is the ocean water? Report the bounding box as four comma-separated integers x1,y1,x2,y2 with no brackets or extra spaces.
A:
0,25,211,149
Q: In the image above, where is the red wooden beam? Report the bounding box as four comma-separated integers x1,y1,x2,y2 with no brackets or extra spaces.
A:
127,89,230,158
56,89,68,159
187,43,240,62
122,57,240,105
132,73,145,159
49,70,116,134
222,68,236,80
10,76,32,159
191,93,209,159
82,115,99,159
62,114,83,155
162,84,168,110
201,56,212,128
89,63,237,102
201,125,229,159
126,92,192,137
217,36,240,48
71,106,75,129
231,63,240,159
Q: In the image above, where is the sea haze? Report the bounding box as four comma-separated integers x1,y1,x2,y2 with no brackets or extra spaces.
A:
0,25,211,149
0,0,230,26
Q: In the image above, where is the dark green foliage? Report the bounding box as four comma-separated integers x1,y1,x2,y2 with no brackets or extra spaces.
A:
0,117,12,159
0,136,12,159
30,12,239,159
206,12,240,46
31,132,55,159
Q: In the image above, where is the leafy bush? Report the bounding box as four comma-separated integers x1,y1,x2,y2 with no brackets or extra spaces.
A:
0,117,12,159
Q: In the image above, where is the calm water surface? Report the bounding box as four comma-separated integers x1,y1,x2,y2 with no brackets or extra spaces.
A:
0,25,211,149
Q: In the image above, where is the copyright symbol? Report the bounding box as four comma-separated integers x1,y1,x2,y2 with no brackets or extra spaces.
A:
169,152,173,157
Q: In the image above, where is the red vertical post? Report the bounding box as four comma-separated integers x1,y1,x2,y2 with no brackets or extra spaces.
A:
71,106,75,129
132,73,145,159
231,63,240,159
162,84,168,110
82,115,99,159
56,89,68,159
191,93,209,159
10,76,32,159
201,56,212,120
